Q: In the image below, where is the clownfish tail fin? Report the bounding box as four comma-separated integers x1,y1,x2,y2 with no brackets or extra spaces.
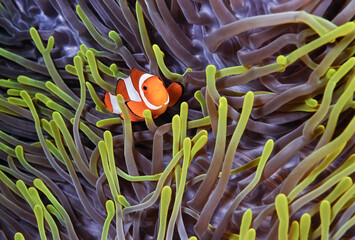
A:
104,91,113,112
167,82,183,107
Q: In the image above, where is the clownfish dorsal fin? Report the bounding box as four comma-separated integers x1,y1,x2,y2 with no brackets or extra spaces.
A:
130,68,146,86
115,78,130,101
167,82,183,107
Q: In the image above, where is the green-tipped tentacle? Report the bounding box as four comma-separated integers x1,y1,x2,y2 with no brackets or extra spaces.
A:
275,194,289,240
33,204,47,240
240,209,252,240
157,186,172,240
101,200,115,240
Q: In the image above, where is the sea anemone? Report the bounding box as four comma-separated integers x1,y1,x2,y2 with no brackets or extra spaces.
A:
0,0,354,239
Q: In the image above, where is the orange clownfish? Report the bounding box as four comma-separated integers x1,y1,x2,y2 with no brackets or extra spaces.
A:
104,68,183,122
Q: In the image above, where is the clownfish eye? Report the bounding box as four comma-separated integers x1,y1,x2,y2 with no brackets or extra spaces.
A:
143,86,147,90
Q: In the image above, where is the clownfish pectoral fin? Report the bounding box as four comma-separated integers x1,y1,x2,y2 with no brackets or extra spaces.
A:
120,112,143,122
125,101,146,121
167,82,183,107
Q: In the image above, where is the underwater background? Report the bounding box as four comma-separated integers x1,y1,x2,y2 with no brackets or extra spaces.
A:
0,0,354,239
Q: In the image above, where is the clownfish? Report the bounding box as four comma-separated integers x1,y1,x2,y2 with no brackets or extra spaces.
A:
104,68,183,122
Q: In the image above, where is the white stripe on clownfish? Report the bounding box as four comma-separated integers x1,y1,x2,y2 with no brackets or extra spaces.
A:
165,95,170,105
123,75,141,102
109,92,121,114
139,73,163,110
